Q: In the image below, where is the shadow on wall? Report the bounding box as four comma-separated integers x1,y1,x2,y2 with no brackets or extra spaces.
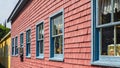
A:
0,63,5,68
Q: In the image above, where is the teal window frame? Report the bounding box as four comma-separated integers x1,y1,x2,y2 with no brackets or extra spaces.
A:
49,9,64,61
36,21,44,59
26,29,31,58
91,0,120,67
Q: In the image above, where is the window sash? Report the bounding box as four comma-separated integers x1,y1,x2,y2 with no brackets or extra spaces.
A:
26,43,30,54
26,30,31,56
53,33,63,55
96,0,120,27
36,22,44,57
94,0,120,63
12,38,15,55
15,37,18,55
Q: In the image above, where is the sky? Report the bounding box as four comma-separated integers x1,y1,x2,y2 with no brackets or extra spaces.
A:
0,0,18,25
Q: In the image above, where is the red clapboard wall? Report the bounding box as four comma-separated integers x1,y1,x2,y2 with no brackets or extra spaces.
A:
11,0,106,68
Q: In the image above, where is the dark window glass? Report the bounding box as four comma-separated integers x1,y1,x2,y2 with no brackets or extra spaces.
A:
101,26,114,55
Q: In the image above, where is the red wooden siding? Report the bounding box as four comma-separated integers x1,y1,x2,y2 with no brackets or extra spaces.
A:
11,0,107,68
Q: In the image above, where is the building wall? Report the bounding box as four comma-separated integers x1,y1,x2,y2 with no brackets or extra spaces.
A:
11,0,103,68
0,33,11,68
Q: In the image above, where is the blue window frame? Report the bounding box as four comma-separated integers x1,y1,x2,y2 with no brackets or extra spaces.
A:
15,36,18,55
12,38,15,55
49,9,64,61
36,21,44,59
26,29,31,57
92,0,120,67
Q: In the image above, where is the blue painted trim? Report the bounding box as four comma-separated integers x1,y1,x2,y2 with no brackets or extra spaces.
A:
36,21,44,59
49,8,64,61
91,0,100,63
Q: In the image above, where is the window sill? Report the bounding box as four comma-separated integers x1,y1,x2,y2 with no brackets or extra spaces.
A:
91,60,120,67
12,54,18,57
36,56,44,59
49,57,64,62
26,55,31,59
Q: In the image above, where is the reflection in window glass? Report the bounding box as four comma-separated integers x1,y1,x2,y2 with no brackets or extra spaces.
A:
114,0,120,22
99,0,111,24
54,36,63,54
53,15,63,35
38,24,44,39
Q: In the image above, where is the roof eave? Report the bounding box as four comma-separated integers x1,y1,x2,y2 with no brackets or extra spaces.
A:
7,0,28,23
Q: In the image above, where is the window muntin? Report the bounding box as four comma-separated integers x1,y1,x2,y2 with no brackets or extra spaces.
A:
26,29,31,56
15,37,18,55
36,22,44,57
50,10,64,60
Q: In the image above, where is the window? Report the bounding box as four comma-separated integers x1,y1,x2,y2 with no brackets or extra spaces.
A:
50,9,64,61
92,0,120,67
20,33,24,48
15,36,18,55
20,33,24,55
12,38,15,55
36,22,44,58
26,29,31,57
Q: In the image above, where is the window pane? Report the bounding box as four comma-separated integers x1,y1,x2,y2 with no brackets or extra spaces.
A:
15,37,18,55
38,25,42,39
27,44,30,54
114,0,120,22
116,25,120,56
12,47,14,55
12,38,14,46
54,36,63,54
101,26,114,55
20,34,24,47
27,30,31,42
39,40,43,54
53,15,63,35
99,0,111,24
38,24,44,39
